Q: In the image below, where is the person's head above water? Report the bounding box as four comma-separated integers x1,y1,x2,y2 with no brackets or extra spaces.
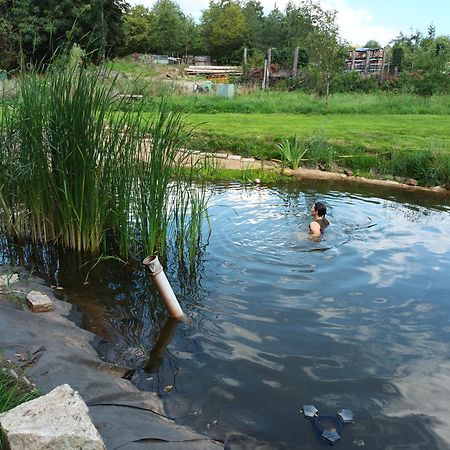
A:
309,201,330,236
311,202,327,219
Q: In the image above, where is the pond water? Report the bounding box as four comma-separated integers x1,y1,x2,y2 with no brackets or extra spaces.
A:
5,180,450,449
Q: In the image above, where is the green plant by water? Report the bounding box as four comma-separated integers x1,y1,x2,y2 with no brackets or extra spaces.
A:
277,135,309,170
0,61,209,265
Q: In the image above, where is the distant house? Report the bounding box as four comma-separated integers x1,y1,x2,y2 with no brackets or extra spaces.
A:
345,47,386,75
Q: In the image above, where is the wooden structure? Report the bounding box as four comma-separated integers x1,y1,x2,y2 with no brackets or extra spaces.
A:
345,47,386,75
184,65,242,76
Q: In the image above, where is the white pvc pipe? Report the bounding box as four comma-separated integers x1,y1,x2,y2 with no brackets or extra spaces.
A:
142,255,185,320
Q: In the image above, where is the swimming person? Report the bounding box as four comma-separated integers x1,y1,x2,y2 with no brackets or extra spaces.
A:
309,202,330,236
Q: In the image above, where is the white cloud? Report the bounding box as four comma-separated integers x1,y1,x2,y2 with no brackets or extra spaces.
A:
127,0,399,46
322,0,399,46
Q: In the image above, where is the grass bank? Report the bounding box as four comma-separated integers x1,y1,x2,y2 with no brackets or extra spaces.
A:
153,92,450,115
123,109,450,186
181,113,450,186
186,113,450,157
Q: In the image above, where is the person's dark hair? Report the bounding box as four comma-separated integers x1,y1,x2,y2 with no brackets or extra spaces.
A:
314,202,327,217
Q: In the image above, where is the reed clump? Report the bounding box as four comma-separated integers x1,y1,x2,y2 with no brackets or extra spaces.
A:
0,62,208,263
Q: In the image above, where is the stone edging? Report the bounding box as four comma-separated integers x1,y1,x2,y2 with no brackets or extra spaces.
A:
188,150,450,196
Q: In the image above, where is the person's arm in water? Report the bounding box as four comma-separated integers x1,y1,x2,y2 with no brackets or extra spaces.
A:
309,221,321,236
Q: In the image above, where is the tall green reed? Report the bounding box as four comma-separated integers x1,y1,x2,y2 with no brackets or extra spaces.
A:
0,62,209,263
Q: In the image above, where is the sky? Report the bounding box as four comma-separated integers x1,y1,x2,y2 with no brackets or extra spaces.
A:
127,0,450,47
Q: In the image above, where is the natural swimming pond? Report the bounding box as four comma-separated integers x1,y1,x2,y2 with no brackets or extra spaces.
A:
4,180,450,449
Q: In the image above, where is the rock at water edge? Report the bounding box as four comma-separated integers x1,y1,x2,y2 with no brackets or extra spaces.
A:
0,384,106,450
26,290,54,312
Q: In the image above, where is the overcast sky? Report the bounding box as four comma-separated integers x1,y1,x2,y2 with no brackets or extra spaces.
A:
127,0,450,46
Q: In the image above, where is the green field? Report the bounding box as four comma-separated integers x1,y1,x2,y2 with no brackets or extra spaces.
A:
186,113,450,155
167,92,450,116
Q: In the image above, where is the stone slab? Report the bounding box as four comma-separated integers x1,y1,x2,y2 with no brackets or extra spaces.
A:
0,384,106,450
27,290,54,312
0,273,19,288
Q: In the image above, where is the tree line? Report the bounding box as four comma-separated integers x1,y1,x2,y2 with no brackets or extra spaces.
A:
1,0,449,95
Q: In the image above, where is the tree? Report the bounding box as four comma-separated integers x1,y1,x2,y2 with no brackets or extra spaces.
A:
148,0,188,55
1,0,128,66
183,15,203,56
201,0,246,62
364,40,381,48
260,6,285,49
104,0,128,57
122,5,153,54
242,0,264,49
391,45,404,72
391,29,450,94
303,1,347,99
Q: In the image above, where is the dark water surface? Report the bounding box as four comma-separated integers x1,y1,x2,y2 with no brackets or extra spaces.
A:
5,180,450,449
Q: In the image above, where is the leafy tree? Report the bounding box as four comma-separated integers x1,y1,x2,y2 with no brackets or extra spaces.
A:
364,40,381,48
1,0,127,66
391,28,450,94
183,15,203,56
0,16,18,70
122,5,153,54
260,6,285,49
201,0,246,62
242,0,264,49
391,45,404,72
104,0,128,57
302,1,347,99
148,0,188,55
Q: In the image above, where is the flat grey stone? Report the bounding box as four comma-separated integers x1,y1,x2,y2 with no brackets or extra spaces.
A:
227,155,241,160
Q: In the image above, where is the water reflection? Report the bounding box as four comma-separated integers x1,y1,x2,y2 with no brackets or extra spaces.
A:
1,182,450,449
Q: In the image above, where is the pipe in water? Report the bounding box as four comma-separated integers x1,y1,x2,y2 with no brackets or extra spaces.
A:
142,255,185,320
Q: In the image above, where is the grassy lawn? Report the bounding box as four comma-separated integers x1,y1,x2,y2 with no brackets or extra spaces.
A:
168,92,450,115
106,59,158,78
187,113,450,154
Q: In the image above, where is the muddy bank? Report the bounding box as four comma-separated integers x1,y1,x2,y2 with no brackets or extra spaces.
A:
0,266,222,449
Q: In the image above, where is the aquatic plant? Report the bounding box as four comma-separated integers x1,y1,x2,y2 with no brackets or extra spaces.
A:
277,135,309,170
0,62,208,263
